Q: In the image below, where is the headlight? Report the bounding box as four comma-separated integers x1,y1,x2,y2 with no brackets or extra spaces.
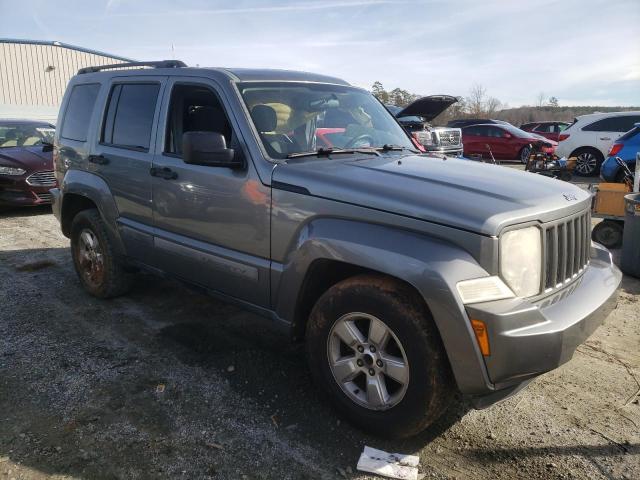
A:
413,131,433,146
500,226,542,297
0,165,26,176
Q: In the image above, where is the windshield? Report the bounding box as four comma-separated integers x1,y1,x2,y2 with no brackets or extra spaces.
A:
0,123,55,148
239,82,414,159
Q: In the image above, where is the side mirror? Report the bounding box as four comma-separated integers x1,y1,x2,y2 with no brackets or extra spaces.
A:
42,142,54,152
182,131,243,168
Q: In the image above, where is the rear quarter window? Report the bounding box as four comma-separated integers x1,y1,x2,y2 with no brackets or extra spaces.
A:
60,83,101,142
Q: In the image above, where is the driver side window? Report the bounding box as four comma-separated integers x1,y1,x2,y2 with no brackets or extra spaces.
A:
165,84,234,156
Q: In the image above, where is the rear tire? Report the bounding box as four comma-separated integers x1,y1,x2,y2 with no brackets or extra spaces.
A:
591,220,624,249
70,209,132,298
305,274,454,438
573,148,604,176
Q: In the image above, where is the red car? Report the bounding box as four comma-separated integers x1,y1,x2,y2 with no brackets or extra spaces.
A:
520,121,570,142
461,123,557,162
0,119,57,207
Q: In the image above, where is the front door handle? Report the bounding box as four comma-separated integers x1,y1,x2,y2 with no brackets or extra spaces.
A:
88,154,109,165
599,137,611,141
150,167,178,180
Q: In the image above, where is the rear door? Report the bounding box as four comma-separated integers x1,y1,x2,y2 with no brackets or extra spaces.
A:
150,77,270,308
585,115,640,156
90,76,167,264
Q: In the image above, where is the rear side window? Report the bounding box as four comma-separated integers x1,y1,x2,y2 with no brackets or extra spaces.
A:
583,115,640,133
61,84,100,141
102,83,160,150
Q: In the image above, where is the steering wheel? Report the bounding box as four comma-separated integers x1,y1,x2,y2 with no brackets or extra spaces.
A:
344,134,375,149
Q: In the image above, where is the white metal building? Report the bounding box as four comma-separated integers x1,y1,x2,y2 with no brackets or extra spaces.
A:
0,39,132,122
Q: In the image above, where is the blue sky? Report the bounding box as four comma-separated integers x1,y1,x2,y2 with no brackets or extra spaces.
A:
3,0,639,107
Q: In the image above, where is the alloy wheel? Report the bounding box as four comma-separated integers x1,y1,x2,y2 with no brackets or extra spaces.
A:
520,146,531,163
327,312,409,410
576,152,597,175
77,228,105,288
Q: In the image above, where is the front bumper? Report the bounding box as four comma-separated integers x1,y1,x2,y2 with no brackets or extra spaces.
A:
466,242,621,398
0,180,55,206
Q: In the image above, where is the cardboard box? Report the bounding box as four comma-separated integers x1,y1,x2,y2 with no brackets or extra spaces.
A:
593,183,630,217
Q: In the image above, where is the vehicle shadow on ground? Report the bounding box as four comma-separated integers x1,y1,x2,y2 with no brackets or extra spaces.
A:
0,205,52,218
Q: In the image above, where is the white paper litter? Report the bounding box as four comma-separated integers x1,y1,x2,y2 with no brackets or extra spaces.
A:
356,445,419,480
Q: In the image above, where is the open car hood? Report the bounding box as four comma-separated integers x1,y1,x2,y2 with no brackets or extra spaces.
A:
395,95,459,122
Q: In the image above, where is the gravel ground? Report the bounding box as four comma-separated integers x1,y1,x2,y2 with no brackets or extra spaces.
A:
0,204,638,480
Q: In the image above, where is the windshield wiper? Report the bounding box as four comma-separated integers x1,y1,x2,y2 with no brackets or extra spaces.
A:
286,147,380,159
376,144,420,153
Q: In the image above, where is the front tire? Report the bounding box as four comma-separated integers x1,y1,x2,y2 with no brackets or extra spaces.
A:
70,209,132,298
574,148,604,176
591,220,624,249
306,274,454,438
519,145,531,164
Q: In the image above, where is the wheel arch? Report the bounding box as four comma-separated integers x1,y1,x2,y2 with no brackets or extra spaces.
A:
60,169,125,255
569,145,605,160
273,218,495,395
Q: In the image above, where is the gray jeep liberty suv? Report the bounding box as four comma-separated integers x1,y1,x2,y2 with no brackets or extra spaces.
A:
50,60,621,438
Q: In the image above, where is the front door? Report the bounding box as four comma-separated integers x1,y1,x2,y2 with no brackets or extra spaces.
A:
150,78,271,307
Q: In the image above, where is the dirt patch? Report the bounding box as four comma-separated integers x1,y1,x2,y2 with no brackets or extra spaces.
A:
14,259,57,272
0,208,639,480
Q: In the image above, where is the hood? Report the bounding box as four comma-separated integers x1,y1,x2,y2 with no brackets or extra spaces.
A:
0,146,52,171
273,154,590,236
395,95,458,122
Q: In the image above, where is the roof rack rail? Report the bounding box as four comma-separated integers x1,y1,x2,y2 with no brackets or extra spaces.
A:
77,60,187,75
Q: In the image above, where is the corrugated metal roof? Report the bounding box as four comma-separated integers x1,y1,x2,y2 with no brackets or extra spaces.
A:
0,38,134,62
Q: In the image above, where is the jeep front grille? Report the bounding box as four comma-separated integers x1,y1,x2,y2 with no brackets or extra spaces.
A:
435,130,461,147
26,170,56,187
542,210,591,291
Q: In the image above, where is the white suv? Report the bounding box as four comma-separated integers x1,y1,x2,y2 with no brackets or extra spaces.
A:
555,111,640,176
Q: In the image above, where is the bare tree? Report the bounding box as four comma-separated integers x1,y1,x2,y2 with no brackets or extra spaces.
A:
467,83,487,116
536,92,546,108
548,96,559,108
485,97,502,115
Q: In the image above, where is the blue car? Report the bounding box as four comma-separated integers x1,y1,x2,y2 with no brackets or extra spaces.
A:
600,123,640,182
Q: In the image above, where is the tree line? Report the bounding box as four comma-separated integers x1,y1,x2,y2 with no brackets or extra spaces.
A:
371,81,639,127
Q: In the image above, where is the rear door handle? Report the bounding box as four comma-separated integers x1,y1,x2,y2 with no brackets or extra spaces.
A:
88,154,109,165
599,137,611,141
150,167,178,180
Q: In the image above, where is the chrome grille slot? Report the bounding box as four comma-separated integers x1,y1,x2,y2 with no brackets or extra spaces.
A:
26,170,56,187
542,210,590,291
434,129,461,147
36,192,52,202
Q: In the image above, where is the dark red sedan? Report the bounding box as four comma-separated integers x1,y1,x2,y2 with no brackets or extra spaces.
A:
520,121,570,142
0,120,56,207
461,123,557,162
